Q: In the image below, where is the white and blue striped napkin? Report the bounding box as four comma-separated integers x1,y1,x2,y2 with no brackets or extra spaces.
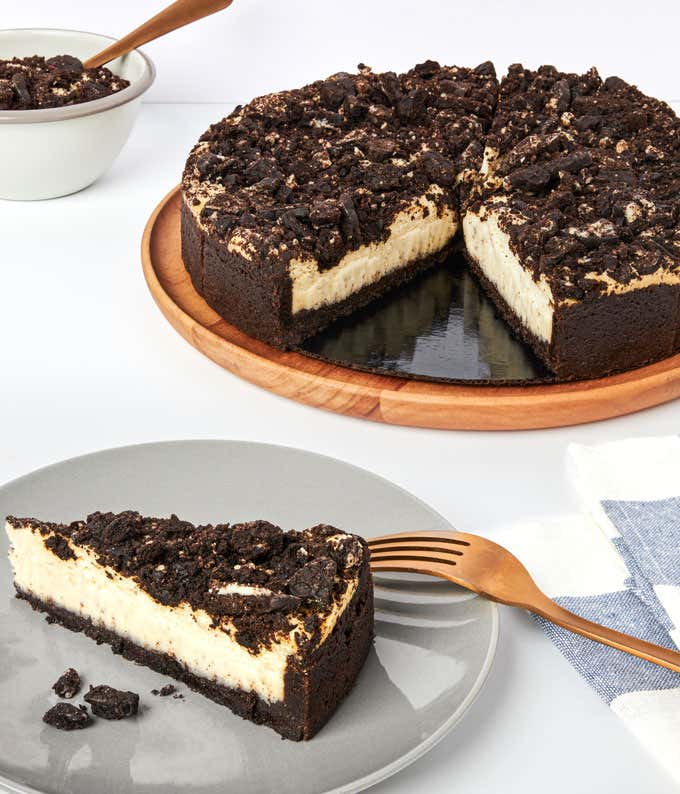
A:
497,436,680,784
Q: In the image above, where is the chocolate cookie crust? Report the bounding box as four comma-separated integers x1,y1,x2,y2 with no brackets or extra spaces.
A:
0,55,129,110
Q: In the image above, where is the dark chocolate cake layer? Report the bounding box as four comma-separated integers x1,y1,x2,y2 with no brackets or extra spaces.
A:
6,513,374,740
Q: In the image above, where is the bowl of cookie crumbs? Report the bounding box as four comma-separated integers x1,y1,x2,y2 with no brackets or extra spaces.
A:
0,28,155,200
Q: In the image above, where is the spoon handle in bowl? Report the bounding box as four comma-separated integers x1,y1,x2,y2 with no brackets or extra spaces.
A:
84,0,235,70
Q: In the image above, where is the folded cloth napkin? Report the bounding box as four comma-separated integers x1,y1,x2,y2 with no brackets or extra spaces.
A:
497,436,680,784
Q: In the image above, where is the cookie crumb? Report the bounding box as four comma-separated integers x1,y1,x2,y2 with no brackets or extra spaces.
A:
43,702,91,730
84,684,139,720
152,683,182,698
52,668,81,699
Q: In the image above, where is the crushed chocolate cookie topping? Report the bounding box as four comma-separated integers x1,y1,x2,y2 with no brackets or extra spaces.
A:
84,685,139,720
0,55,129,110
470,64,680,301
151,684,185,699
287,557,337,606
52,668,81,699
43,702,91,730
13,513,366,652
44,533,76,561
183,62,498,271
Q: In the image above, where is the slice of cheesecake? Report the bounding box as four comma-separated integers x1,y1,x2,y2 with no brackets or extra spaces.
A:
182,61,498,348
463,64,680,379
6,512,373,740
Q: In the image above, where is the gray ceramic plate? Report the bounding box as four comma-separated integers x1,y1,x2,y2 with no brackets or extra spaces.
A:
0,441,499,794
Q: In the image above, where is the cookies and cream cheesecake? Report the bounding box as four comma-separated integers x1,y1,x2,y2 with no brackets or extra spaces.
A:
181,61,680,380
463,65,680,379
181,61,498,348
6,512,373,740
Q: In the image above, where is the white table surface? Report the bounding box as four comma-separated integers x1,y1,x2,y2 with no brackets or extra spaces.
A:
2,103,679,794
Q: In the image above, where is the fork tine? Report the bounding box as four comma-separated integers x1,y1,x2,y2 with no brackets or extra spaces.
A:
367,533,470,547
369,558,459,583
369,544,463,556
369,550,458,567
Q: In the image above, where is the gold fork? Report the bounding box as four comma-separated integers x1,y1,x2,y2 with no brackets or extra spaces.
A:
368,530,680,673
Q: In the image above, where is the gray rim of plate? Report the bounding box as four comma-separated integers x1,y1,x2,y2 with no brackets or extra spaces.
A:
0,440,499,794
0,29,156,124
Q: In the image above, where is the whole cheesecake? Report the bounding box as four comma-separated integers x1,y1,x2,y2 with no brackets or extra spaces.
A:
6,512,373,740
181,61,680,380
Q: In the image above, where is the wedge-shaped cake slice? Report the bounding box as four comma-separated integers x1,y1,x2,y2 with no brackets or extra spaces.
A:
182,61,498,348
463,64,680,379
6,512,373,740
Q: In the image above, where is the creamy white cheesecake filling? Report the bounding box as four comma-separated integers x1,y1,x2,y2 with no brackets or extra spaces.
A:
289,188,458,314
6,521,357,705
463,206,555,344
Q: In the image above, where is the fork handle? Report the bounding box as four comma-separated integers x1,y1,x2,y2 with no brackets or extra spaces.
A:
531,597,680,674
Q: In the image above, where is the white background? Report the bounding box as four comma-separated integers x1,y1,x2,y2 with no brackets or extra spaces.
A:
4,0,680,104
2,2,680,793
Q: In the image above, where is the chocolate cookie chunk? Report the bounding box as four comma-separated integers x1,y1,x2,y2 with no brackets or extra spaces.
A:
230,521,284,560
52,668,81,698
84,685,139,720
152,684,177,697
44,534,76,561
287,557,337,606
45,54,83,76
43,702,91,730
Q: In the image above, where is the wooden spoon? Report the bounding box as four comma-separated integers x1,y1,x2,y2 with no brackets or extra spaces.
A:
83,0,235,70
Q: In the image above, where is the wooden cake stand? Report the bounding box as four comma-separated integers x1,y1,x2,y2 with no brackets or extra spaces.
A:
142,187,680,430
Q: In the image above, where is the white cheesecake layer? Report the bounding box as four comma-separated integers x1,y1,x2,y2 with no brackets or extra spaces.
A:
289,188,458,314
7,521,356,704
463,207,554,344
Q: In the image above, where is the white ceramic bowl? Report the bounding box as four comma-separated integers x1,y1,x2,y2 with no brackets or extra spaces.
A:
0,29,155,200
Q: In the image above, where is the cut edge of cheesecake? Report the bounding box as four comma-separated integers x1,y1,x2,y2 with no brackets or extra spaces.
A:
183,185,460,348
463,199,680,378
462,67,680,381
5,515,374,740
181,62,498,350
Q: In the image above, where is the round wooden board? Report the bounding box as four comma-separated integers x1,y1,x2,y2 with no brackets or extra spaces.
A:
142,186,680,430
